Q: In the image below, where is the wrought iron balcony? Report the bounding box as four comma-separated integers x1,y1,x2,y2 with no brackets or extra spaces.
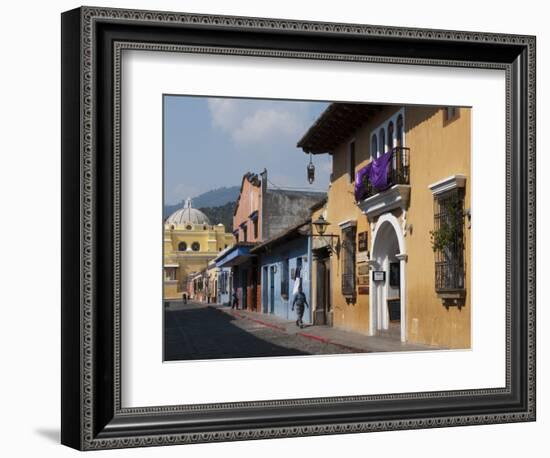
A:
363,146,410,199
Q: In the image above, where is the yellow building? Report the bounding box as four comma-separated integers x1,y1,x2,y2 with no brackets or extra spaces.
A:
163,198,235,300
300,104,471,349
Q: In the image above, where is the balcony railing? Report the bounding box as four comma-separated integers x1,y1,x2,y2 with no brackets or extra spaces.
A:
364,146,410,199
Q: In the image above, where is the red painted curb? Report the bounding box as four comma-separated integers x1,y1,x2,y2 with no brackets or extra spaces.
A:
217,306,367,353
246,316,287,332
297,331,366,353
224,309,287,332
296,331,330,344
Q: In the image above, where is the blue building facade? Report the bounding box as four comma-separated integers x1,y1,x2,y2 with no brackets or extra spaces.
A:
214,242,258,310
252,221,312,324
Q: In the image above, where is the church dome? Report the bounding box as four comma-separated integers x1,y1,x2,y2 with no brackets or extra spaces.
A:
166,198,211,226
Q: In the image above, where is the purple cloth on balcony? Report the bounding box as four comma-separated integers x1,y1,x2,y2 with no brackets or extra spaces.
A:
369,151,392,191
354,163,371,202
354,152,393,201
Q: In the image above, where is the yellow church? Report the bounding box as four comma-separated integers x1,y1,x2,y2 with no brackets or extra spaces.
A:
163,198,234,300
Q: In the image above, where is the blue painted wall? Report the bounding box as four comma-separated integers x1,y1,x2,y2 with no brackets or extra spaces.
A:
258,237,312,324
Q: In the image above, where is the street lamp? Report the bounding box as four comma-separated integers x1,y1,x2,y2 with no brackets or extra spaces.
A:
312,214,330,235
307,153,315,184
311,215,340,255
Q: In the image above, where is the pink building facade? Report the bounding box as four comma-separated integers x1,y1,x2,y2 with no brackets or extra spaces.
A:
233,172,263,244
216,169,325,312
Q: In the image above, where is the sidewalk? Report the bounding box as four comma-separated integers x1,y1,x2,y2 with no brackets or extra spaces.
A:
210,305,441,354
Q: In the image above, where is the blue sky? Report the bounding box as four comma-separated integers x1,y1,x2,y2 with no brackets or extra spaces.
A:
164,95,331,205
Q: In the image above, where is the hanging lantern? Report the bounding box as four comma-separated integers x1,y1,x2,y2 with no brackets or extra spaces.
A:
307,153,315,184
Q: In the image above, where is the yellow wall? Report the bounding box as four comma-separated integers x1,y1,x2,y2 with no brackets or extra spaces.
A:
321,106,471,348
164,281,178,299
403,106,471,348
163,222,234,299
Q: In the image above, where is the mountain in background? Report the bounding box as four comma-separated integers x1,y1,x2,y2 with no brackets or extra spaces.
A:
164,186,240,230
198,201,236,232
191,186,240,208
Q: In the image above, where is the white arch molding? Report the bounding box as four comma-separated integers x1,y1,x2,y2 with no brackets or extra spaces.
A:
369,213,407,342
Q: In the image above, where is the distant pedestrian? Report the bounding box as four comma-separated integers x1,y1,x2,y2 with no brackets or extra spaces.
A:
292,286,309,328
231,291,239,310
182,293,187,304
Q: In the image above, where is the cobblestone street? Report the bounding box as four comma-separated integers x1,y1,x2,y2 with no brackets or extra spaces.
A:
164,300,436,361
164,300,361,361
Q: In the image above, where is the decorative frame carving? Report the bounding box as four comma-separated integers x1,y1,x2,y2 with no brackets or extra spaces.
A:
61,6,536,450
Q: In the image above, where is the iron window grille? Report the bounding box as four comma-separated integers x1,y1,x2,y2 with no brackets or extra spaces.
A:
341,226,356,296
432,188,466,293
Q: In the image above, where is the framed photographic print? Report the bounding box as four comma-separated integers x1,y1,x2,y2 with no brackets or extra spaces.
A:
61,6,536,451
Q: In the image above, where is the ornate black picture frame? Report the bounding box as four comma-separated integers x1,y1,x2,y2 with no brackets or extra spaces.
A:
61,6,536,450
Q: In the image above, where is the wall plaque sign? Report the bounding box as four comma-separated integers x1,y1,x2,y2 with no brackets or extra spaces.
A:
358,264,369,276
358,231,368,252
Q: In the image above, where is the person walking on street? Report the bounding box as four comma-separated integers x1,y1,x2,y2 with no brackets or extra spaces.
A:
231,291,239,310
292,286,309,328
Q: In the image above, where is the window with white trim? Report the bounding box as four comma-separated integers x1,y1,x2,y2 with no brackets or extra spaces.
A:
379,128,385,156
396,114,404,147
431,188,465,293
370,109,405,160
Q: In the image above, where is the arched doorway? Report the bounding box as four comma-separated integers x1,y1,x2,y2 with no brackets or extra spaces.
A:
370,214,407,342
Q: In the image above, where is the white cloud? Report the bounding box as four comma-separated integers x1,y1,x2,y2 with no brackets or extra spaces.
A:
207,98,309,147
207,98,239,131
233,108,303,145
